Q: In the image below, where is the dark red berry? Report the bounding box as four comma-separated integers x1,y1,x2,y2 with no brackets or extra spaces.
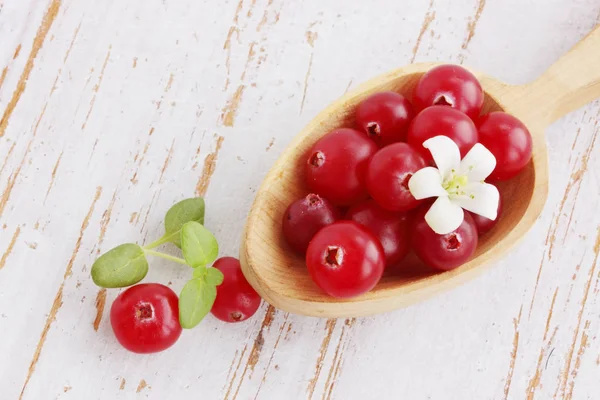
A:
477,112,533,181
412,64,484,119
110,284,182,354
346,199,410,268
211,257,261,323
365,143,426,211
305,128,378,206
282,194,341,253
407,106,479,163
411,205,478,271
355,91,414,146
306,221,385,298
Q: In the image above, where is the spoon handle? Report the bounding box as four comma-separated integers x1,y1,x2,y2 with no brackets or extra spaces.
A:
524,25,600,125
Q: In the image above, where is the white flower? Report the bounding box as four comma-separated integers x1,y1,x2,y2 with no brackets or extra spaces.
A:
408,135,500,235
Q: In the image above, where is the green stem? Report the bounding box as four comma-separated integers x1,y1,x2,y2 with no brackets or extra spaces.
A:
143,231,178,249
144,249,188,265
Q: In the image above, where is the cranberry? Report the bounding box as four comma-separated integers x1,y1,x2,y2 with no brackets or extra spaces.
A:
110,283,182,353
411,205,478,271
282,194,340,253
346,199,410,268
306,221,385,298
365,143,426,211
305,128,378,206
470,185,503,234
412,64,484,119
477,112,533,181
211,257,261,323
355,91,414,146
407,106,478,163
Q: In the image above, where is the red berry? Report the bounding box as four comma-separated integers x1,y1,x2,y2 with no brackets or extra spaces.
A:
411,206,478,271
282,194,340,253
306,221,385,298
211,257,261,323
305,128,378,206
346,199,410,268
412,64,484,119
477,112,533,181
407,106,478,162
110,283,182,354
355,91,414,146
365,143,426,211
470,185,503,235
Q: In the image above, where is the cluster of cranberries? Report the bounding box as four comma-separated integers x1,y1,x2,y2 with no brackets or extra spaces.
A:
282,64,533,299
111,257,260,354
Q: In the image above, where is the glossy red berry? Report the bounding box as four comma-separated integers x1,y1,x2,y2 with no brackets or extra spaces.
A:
407,106,479,162
211,257,261,323
305,128,378,206
365,143,426,211
412,64,484,119
477,112,533,181
355,91,414,146
346,199,410,268
110,283,182,353
282,194,340,253
306,221,385,298
470,185,503,235
411,206,478,271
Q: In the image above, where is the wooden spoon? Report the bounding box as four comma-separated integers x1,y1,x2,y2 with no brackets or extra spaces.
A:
240,26,600,317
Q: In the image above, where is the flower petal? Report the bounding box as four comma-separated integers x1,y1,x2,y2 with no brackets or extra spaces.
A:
451,182,500,220
459,143,496,181
425,196,465,235
423,135,461,180
408,167,447,200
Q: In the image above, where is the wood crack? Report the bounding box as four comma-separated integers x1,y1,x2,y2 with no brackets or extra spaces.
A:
0,226,21,270
93,289,107,331
525,288,559,399
410,0,435,63
18,186,102,400
322,318,355,400
503,305,523,399
196,136,225,196
556,229,600,399
307,319,337,399
299,52,314,115
44,151,64,203
459,0,487,62
81,47,111,130
228,305,276,399
0,0,61,137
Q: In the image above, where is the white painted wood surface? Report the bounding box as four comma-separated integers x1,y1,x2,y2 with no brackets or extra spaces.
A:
0,0,598,399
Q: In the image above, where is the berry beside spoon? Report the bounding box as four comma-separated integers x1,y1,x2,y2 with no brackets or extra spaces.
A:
91,197,261,353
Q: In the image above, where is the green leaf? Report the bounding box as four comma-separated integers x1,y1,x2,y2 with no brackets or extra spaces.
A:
180,221,218,267
205,268,224,286
192,265,208,279
164,197,205,247
179,278,217,329
91,244,148,288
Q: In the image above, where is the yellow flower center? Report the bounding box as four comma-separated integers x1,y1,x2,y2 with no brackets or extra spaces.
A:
443,172,468,196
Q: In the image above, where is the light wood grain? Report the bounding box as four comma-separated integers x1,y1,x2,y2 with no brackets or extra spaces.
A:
0,0,599,399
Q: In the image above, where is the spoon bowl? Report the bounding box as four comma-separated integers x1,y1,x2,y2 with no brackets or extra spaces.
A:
241,26,600,317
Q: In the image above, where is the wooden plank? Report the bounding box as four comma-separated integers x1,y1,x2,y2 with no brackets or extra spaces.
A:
0,0,598,399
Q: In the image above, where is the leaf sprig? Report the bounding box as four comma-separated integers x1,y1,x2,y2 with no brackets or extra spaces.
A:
91,197,223,329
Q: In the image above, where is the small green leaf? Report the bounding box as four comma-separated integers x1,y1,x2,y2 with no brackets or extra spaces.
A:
192,265,208,279
205,268,224,286
181,221,218,267
91,244,148,288
179,278,217,329
164,198,205,247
